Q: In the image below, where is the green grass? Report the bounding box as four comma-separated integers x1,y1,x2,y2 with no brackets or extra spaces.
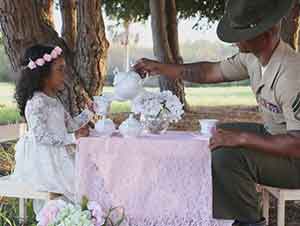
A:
0,83,257,124
104,86,257,107
0,107,21,125
0,83,15,107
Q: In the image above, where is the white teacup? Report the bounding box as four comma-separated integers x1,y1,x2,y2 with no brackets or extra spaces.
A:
199,119,219,136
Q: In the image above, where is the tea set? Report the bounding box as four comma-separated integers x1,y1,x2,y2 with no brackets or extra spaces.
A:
93,69,218,137
93,70,149,137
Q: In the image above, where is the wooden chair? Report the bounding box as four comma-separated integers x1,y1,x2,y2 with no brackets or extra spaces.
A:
262,186,300,226
0,177,54,224
0,123,61,224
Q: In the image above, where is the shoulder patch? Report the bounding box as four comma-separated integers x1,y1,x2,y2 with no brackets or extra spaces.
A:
292,92,300,113
292,92,300,120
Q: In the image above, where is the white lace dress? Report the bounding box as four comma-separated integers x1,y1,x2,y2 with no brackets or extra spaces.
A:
11,92,93,201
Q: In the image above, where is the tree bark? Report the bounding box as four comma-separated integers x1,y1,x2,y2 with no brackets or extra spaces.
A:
165,0,187,107
75,0,109,100
0,0,64,71
38,0,55,27
166,0,182,64
0,0,109,114
59,0,77,51
149,0,186,106
123,20,130,71
281,1,300,50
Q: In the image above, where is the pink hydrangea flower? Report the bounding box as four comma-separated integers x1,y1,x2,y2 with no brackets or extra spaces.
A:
43,54,52,62
37,200,67,226
87,201,106,226
37,206,59,226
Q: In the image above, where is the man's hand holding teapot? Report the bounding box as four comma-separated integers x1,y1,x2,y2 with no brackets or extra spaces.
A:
132,58,164,78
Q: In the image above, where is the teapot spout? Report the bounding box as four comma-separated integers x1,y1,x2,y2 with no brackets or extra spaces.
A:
139,72,149,86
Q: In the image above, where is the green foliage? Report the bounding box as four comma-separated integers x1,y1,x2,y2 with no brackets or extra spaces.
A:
0,46,12,83
103,0,149,22
177,0,225,29
0,33,4,45
81,196,89,211
103,0,225,28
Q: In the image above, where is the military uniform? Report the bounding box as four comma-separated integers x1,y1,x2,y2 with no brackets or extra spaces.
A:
212,40,300,222
221,40,300,134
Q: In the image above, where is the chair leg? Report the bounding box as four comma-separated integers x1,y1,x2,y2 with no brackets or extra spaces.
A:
262,190,270,225
19,198,27,225
277,197,285,226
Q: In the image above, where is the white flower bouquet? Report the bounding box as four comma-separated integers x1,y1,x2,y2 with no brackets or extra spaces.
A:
132,90,184,123
132,91,184,134
37,196,127,226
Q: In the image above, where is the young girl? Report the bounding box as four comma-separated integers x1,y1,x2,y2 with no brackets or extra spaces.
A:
12,44,93,207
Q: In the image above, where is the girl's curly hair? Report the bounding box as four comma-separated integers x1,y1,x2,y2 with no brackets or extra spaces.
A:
15,44,58,118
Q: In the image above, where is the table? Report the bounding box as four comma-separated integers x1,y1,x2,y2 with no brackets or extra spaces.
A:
75,131,232,226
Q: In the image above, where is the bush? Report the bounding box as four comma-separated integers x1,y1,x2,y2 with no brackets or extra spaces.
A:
0,46,11,83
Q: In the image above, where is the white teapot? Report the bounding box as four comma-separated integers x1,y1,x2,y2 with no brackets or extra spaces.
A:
94,116,116,137
113,70,147,101
119,114,143,137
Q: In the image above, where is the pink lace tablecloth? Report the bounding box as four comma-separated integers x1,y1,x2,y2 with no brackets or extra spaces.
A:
75,131,232,226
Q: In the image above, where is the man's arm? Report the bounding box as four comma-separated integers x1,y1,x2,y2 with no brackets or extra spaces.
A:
133,58,228,84
176,62,227,83
241,131,300,157
210,129,300,158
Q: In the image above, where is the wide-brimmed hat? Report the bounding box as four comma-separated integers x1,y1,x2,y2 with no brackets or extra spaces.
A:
217,0,294,43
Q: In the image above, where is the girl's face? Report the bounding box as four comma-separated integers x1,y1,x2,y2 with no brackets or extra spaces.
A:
46,56,66,92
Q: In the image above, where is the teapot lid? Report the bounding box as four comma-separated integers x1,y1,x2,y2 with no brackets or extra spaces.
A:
113,71,142,86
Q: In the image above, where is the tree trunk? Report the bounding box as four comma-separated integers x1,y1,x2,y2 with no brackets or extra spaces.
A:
166,0,183,64
281,1,300,50
123,20,130,71
75,0,109,99
165,0,187,107
59,0,77,51
297,18,300,52
149,0,186,106
38,0,55,27
0,1,64,70
0,0,109,114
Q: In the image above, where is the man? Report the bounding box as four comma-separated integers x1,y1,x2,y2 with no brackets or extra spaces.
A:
133,0,300,225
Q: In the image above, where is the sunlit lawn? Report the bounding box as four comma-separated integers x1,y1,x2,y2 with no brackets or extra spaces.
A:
0,83,257,124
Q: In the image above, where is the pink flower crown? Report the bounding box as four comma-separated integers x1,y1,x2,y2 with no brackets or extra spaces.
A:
27,46,63,70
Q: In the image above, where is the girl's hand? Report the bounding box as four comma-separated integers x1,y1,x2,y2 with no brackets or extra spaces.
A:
86,100,96,113
75,126,90,139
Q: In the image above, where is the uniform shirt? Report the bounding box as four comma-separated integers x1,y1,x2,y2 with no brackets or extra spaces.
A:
220,40,300,135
